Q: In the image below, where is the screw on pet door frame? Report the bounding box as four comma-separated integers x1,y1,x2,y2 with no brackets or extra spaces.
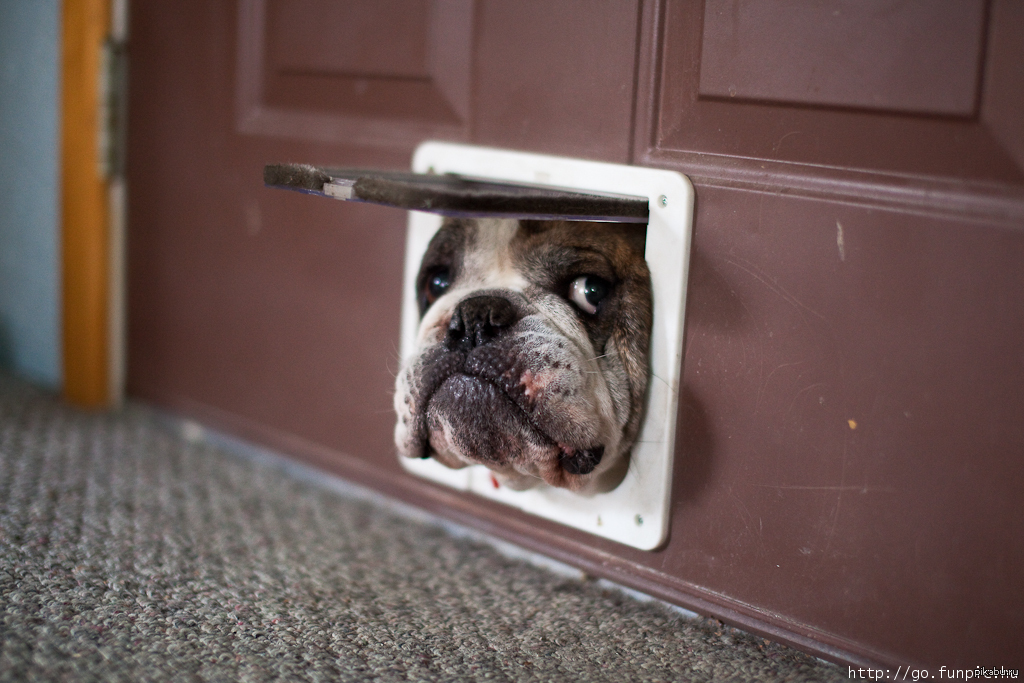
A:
658,195,668,207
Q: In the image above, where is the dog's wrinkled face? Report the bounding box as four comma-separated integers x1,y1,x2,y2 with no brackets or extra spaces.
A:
394,218,652,495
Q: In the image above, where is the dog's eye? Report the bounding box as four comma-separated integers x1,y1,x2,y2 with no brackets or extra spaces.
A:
424,268,451,306
569,275,611,315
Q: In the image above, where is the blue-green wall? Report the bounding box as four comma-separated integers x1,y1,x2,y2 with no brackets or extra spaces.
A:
0,0,61,388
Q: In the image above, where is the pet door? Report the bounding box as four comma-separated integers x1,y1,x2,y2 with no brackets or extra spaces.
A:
265,142,694,550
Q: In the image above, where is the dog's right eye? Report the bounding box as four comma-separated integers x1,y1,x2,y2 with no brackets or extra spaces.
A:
423,268,451,306
569,275,611,315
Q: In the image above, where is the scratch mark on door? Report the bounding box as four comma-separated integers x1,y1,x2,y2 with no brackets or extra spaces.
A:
753,484,895,494
722,256,829,327
753,360,805,416
823,438,849,555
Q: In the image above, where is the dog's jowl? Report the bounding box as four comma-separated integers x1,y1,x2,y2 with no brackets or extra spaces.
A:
395,218,652,495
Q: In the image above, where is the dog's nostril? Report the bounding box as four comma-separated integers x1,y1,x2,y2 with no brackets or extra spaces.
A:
559,446,604,475
446,296,519,350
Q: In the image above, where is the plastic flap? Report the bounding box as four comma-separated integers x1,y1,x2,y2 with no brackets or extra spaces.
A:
263,163,649,223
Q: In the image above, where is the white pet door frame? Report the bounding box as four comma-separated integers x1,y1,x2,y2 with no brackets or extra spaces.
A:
398,142,693,550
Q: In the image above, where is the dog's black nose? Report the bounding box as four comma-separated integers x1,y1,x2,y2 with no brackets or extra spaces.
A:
447,296,519,350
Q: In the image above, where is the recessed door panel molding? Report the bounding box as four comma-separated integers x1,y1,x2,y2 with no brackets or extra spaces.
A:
699,0,985,117
643,0,1024,226
235,0,472,147
982,0,1024,172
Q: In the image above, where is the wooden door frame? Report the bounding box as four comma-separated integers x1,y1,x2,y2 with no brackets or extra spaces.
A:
60,0,126,408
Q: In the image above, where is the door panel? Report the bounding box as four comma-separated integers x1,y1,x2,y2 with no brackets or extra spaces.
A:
636,0,1024,665
659,0,1024,187
669,187,1024,665
237,0,472,146
983,0,1024,169
127,0,1024,668
698,0,985,116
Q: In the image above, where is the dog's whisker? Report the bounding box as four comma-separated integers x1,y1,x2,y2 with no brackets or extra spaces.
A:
385,341,409,379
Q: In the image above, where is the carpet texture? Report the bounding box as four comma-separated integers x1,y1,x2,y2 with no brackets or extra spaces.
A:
0,375,845,681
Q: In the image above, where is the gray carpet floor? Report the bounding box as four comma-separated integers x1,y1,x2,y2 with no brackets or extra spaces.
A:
0,374,846,681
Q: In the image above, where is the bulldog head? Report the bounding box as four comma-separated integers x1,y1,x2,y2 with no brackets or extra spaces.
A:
394,217,652,495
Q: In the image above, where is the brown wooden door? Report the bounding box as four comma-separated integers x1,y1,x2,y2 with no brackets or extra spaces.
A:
126,0,1024,669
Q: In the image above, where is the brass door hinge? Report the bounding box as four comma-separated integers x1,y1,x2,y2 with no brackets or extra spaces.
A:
99,36,126,179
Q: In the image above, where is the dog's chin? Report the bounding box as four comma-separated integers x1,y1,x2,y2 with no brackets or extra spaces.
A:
420,374,625,494
425,373,555,476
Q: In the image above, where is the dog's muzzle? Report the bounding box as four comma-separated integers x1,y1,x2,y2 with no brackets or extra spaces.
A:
412,293,605,478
